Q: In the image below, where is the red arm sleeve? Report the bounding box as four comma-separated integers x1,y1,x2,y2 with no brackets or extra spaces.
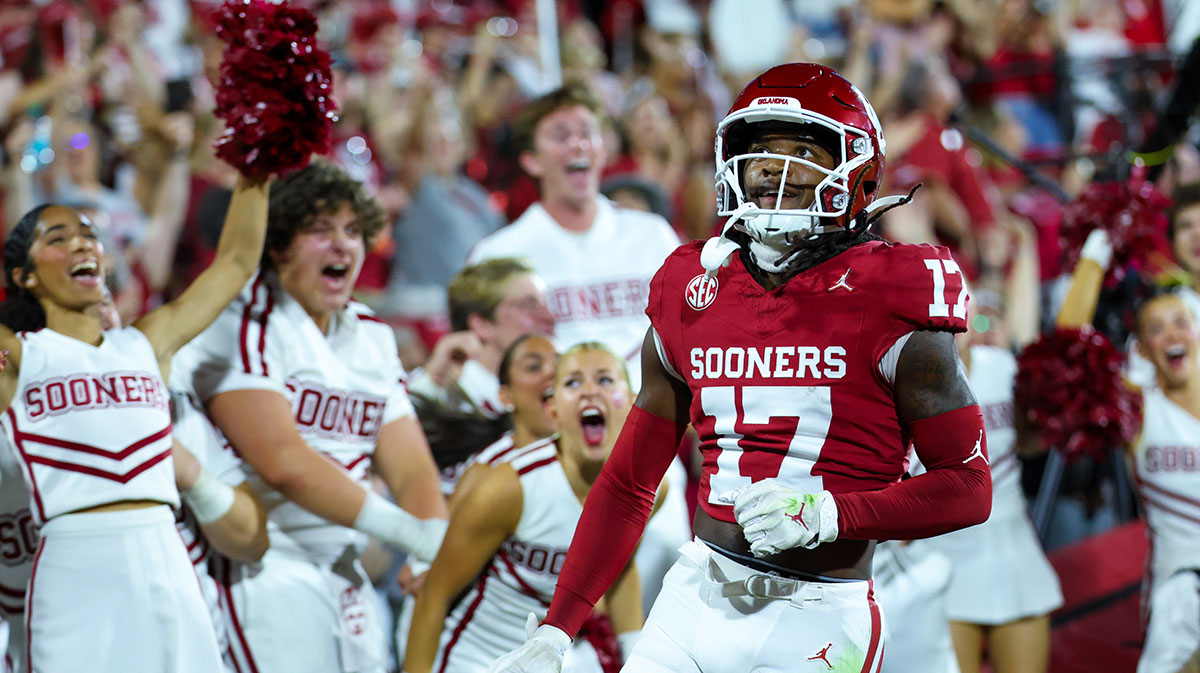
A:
832,404,992,540
543,405,687,637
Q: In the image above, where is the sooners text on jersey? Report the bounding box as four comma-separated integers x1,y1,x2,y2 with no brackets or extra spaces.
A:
284,379,386,441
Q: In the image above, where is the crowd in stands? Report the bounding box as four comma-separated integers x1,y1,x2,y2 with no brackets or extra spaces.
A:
1,0,1195,355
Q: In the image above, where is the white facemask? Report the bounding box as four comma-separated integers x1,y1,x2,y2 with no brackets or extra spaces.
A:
743,211,820,272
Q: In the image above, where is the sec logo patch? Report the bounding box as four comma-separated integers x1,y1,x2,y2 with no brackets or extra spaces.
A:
686,274,718,310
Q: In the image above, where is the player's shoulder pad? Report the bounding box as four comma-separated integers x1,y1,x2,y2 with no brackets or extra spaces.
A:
863,241,969,333
647,241,705,313
660,239,706,272
848,240,951,282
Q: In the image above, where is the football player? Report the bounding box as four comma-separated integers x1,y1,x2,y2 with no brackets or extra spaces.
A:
489,62,993,673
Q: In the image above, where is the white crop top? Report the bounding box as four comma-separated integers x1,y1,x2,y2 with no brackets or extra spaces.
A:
1,327,176,524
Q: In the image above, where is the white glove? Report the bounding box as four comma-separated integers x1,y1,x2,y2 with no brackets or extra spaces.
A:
1080,228,1113,271
732,482,838,557
353,492,448,563
486,613,570,673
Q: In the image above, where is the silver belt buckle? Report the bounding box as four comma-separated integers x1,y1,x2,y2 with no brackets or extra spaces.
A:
744,574,778,599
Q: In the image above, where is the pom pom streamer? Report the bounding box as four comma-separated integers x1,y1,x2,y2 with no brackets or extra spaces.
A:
1014,327,1142,461
1059,166,1170,277
212,0,337,179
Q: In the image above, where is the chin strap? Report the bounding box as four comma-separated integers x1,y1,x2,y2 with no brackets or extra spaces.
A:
700,202,755,278
860,183,922,227
703,169,758,277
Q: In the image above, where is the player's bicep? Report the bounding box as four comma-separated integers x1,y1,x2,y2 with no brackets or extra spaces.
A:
634,328,691,422
893,330,976,424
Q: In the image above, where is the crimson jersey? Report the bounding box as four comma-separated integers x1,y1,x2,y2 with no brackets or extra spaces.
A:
647,240,968,523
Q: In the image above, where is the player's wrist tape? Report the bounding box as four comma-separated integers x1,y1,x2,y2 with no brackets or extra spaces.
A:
817,491,838,546
353,491,447,563
182,468,236,524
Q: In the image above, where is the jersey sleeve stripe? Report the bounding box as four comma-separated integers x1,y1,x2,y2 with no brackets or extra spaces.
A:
651,327,684,382
877,331,913,387
257,286,275,377
488,437,555,466
0,582,23,599
515,455,557,476
477,435,516,465
508,442,558,470
238,274,264,375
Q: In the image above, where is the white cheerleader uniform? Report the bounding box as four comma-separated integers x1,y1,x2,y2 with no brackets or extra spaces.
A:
176,271,416,673
872,541,960,673
1132,388,1200,673
923,345,1063,624
0,435,35,673
0,326,222,673
466,196,693,614
433,437,603,673
169,389,249,673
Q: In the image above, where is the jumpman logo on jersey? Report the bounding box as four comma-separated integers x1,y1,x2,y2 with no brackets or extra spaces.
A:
962,430,989,465
807,642,834,669
789,502,809,530
827,268,854,293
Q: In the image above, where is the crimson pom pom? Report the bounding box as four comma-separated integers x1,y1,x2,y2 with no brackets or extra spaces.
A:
1059,165,1170,277
211,0,337,180
1014,327,1142,461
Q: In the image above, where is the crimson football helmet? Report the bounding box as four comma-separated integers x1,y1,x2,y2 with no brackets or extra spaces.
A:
702,63,888,274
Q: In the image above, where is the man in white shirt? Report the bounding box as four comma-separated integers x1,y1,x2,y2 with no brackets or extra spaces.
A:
466,81,691,613
467,81,682,387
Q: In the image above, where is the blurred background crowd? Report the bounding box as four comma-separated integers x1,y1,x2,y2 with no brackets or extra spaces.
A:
3,0,1200,648
4,0,1197,353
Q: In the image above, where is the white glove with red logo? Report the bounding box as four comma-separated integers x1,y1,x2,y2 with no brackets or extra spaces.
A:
732,482,839,557
485,613,570,673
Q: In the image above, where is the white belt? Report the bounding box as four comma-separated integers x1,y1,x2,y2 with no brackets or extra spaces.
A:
681,540,826,606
